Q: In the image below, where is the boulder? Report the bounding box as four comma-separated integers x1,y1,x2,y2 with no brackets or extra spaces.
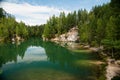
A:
116,60,120,65
89,47,100,52
12,34,24,42
16,36,21,41
84,45,90,49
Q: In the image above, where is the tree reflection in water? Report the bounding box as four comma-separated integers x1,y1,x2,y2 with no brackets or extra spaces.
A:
0,38,102,80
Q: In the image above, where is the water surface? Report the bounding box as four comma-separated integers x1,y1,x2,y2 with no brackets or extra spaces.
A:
0,38,103,80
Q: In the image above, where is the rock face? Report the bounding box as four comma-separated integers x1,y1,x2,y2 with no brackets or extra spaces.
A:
12,34,24,42
52,27,79,42
106,58,120,80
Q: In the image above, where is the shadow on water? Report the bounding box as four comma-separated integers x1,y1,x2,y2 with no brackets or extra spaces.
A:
0,38,103,80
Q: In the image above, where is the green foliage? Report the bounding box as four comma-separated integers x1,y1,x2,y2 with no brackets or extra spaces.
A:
43,23,51,38
0,0,120,59
110,0,120,15
27,25,44,38
0,8,44,41
0,8,5,18
42,0,120,59
96,18,105,45
43,11,79,38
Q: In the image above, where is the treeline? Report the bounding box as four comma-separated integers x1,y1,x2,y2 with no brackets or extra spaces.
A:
0,0,120,59
27,25,44,38
0,8,44,42
43,11,78,38
43,0,120,59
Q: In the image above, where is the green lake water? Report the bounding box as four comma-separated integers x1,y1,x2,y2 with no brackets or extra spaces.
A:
0,38,104,80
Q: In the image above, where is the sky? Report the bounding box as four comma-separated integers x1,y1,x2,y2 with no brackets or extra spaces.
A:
0,0,110,26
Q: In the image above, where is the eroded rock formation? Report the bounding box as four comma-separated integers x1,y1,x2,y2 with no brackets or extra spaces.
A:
51,27,79,42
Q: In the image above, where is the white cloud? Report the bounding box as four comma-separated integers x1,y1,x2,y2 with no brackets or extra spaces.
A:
0,2,70,25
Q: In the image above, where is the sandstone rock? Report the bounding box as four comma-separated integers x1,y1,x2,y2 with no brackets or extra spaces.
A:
60,34,67,41
51,37,59,41
89,46,104,52
116,60,120,65
42,35,48,41
106,58,120,80
51,27,79,42
16,36,21,41
12,34,24,43
89,47,99,52
84,45,90,49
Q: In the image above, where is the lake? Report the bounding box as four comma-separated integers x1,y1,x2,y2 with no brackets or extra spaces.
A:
0,38,104,80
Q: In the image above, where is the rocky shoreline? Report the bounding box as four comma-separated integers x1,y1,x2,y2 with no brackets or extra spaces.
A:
106,59,120,80
43,26,120,80
53,41,120,80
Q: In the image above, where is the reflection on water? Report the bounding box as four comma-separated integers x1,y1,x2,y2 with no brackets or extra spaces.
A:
18,46,47,62
0,38,103,80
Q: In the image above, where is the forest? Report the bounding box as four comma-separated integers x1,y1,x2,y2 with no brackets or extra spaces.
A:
0,9,44,41
0,0,120,59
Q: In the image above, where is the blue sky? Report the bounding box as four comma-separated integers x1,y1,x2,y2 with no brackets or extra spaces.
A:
0,0,110,25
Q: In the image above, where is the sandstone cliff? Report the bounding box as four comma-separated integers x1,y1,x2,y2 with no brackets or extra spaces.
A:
51,27,79,42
